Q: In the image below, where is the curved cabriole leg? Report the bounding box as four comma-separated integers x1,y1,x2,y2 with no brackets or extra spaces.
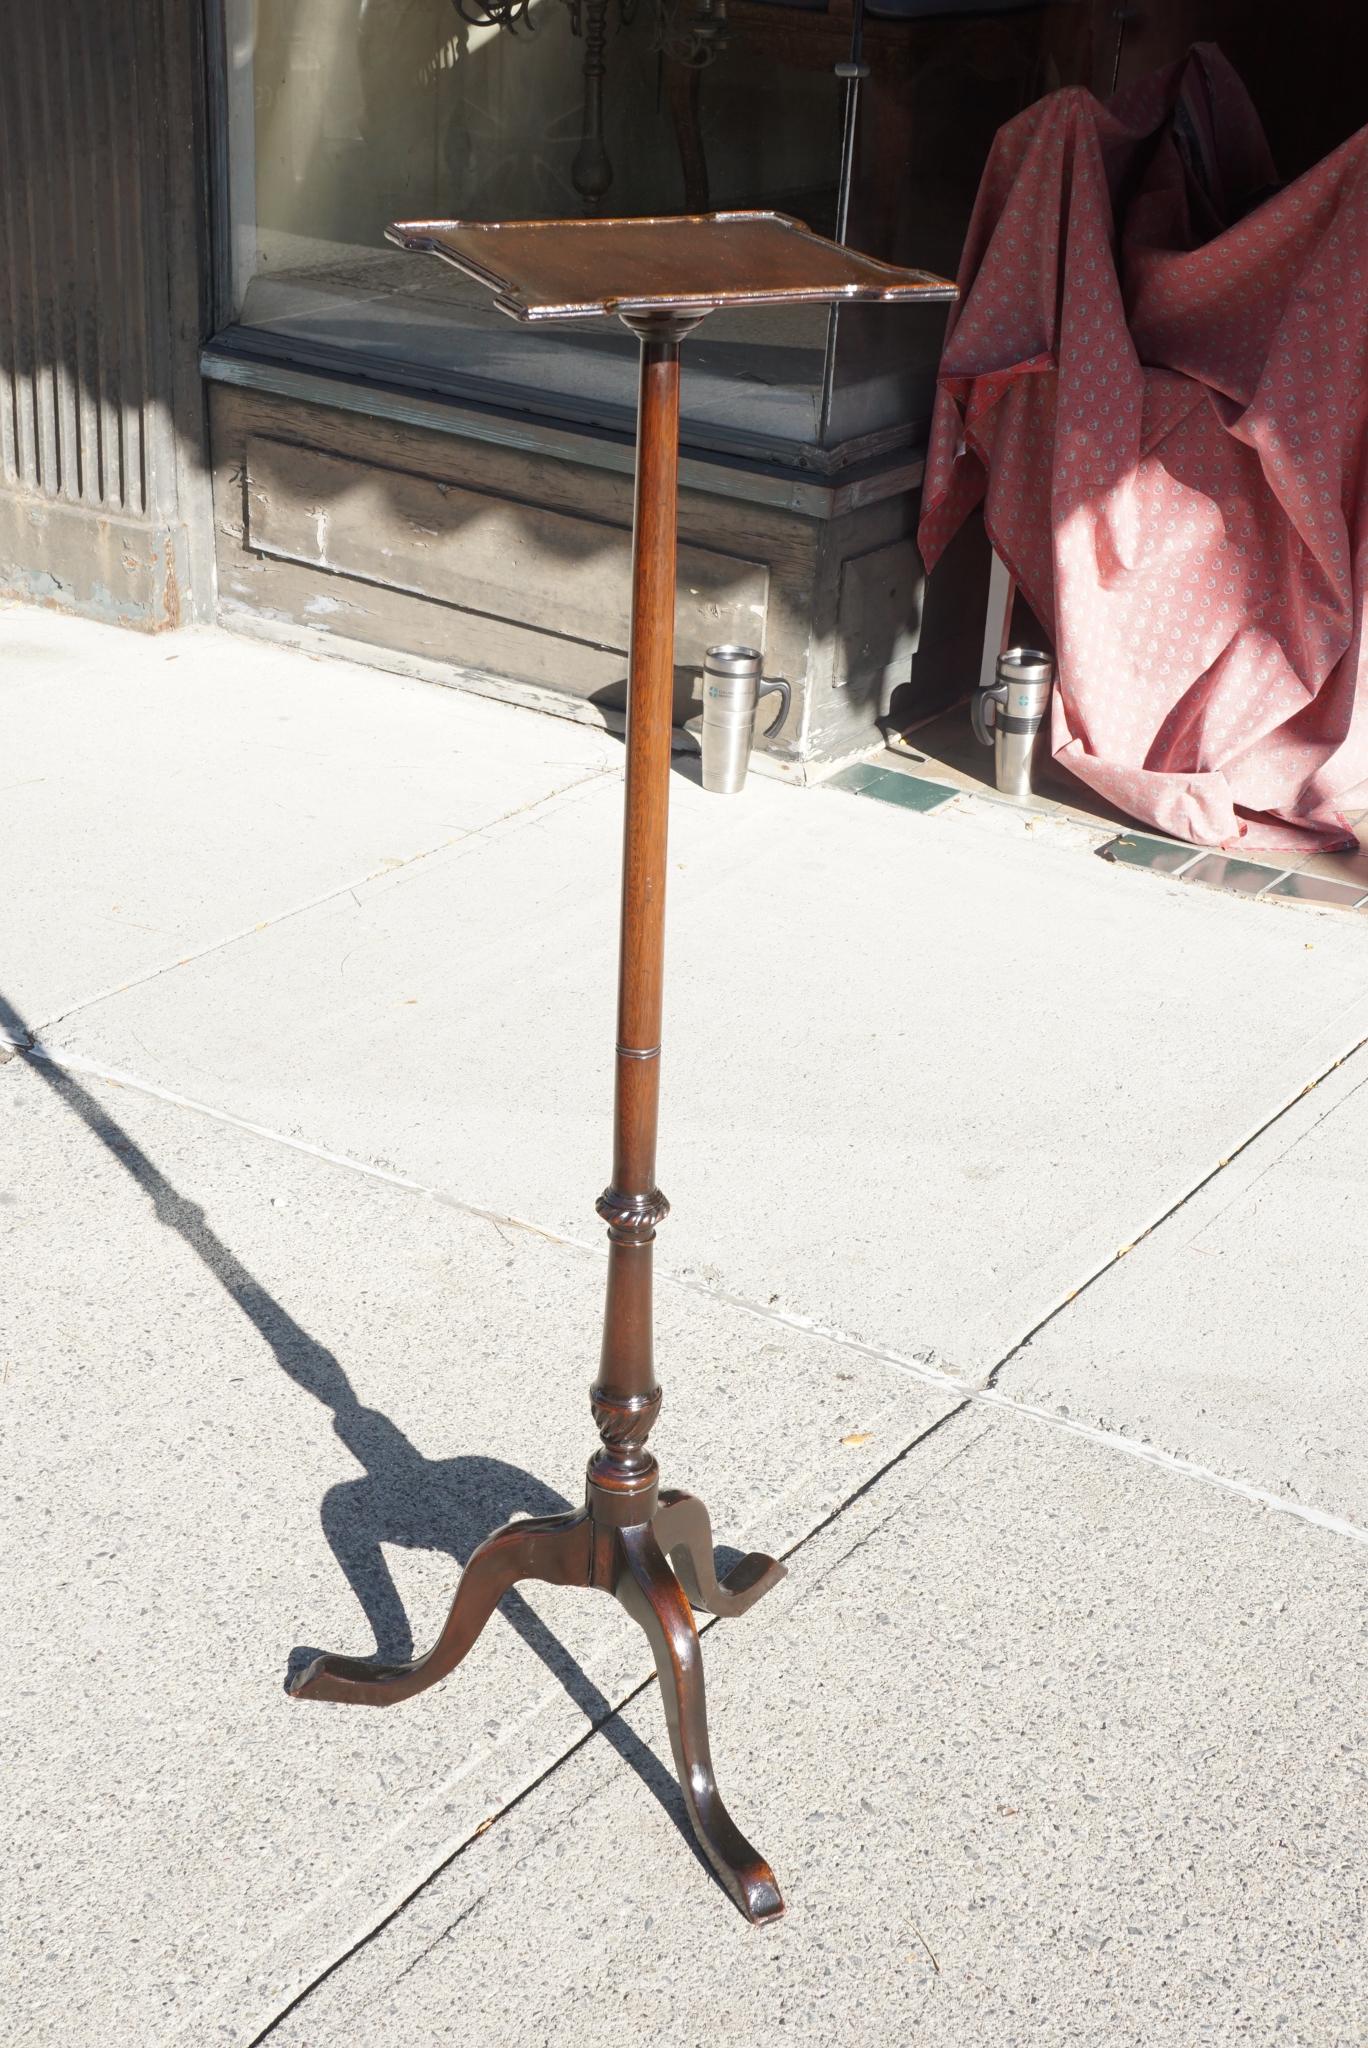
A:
290,1508,592,1707
615,1521,784,1923
653,1488,786,1618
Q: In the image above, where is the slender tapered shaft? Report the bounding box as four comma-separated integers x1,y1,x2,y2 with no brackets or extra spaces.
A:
613,332,679,1199
590,320,688,1504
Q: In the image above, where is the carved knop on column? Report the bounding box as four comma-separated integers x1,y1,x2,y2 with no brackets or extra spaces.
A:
589,1382,663,1475
596,1185,671,1232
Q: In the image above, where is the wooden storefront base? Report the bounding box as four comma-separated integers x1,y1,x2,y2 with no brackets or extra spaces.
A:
208,378,943,773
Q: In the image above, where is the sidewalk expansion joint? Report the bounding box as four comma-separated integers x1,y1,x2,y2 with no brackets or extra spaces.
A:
25,764,613,1040
15,1033,1368,1568
672,1262,1368,1545
11,1036,590,1255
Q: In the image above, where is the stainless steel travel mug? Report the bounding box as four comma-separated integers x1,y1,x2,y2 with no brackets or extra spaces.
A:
971,647,1055,799
699,645,791,795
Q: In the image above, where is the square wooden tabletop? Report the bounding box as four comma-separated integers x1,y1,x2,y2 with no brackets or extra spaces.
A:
385,211,957,322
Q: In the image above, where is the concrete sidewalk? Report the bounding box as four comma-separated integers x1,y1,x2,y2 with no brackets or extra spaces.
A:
3,604,1365,2045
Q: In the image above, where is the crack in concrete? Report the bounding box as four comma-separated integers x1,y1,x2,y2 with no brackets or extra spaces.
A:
1160,1060,1368,1255
344,1777,614,2024
796,1497,915,1603
247,1401,964,2045
795,1420,993,1603
982,1034,1368,1391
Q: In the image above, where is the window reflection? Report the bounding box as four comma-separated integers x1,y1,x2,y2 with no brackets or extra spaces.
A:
223,0,1087,463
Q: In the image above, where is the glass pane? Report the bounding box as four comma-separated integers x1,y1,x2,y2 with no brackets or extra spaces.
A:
222,0,844,459
221,1,1091,463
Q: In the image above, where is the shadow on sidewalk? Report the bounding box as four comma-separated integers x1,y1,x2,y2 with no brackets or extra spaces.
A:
0,992,703,1857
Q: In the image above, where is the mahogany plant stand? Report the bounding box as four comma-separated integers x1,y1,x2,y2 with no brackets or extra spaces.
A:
290,214,954,1921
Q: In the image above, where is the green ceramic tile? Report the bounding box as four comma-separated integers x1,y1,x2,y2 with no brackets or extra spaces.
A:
1263,871,1368,909
1100,834,1200,877
1184,853,1288,897
852,766,956,813
826,763,884,794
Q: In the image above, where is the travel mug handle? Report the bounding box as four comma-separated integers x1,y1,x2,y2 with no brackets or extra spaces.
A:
758,676,791,739
971,682,1005,748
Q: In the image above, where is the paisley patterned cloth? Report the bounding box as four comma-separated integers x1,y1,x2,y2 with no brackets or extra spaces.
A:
918,47,1368,849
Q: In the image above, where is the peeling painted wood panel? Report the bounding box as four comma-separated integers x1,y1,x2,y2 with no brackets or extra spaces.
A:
218,541,630,699
243,435,769,661
212,384,817,571
836,537,925,707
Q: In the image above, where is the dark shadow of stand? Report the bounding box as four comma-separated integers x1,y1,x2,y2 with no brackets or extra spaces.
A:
0,991,710,1867
588,677,717,787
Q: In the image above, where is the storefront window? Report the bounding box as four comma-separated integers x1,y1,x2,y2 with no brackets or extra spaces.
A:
221,1,1089,466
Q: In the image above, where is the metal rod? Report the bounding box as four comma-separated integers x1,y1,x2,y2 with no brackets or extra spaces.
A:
818,0,868,442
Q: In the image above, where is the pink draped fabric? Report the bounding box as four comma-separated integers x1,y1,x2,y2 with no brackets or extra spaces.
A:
917,48,1368,850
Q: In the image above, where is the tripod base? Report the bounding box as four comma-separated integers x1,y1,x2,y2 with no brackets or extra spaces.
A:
290,1483,786,1923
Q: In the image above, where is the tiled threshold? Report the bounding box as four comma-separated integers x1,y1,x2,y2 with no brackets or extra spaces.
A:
1098,835,1368,910
826,759,1368,915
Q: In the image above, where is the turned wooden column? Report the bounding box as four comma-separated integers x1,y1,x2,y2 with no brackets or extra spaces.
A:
589,317,696,1523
